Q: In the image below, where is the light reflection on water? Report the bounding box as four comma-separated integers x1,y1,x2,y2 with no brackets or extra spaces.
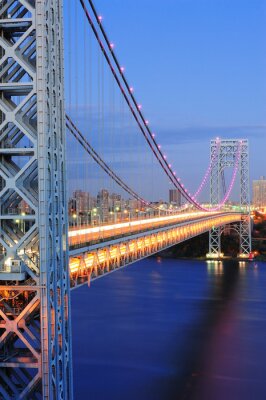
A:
71,258,266,400
206,260,224,275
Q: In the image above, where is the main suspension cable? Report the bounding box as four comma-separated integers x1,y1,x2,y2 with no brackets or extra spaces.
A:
78,0,242,212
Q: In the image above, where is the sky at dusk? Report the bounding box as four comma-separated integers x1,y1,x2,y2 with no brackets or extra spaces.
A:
88,0,266,187
65,0,266,201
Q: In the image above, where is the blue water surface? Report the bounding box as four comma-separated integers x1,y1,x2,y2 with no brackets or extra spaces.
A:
71,258,266,400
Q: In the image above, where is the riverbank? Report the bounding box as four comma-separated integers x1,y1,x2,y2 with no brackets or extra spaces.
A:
156,252,265,262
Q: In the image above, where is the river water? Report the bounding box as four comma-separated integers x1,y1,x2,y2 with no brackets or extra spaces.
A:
71,258,266,400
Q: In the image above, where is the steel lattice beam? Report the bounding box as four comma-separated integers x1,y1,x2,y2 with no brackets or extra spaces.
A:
0,1,72,398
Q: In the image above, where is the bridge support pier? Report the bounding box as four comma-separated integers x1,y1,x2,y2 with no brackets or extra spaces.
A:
207,226,223,258
207,139,251,259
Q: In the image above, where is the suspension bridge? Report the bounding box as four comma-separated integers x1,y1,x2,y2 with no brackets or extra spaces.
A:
0,0,251,398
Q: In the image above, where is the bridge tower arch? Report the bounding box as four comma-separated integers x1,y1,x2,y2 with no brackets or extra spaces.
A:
208,138,251,259
0,1,72,398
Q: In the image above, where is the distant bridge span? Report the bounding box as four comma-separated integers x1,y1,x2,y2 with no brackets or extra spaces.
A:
69,211,244,288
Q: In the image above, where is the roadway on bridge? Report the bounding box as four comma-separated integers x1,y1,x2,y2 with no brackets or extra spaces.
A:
68,211,219,248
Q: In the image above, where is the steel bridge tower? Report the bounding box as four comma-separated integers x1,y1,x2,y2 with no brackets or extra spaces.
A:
207,138,251,259
0,1,72,398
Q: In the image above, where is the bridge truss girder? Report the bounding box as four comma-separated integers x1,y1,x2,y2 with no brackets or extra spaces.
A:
0,1,72,399
208,139,251,258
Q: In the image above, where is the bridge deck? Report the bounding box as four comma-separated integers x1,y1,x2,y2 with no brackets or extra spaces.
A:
68,211,222,249
69,212,243,288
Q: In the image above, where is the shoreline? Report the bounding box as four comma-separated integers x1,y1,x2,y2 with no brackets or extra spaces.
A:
154,253,265,262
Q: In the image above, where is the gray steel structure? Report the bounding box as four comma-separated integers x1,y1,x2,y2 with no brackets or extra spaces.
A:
0,1,72,398
208,138,251,257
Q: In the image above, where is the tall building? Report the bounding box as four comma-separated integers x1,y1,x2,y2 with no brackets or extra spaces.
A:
68,197,77,215
110,193,122,210
127,198,141,212
73,190,91,215
97,189,110,222
169,189,181,206
253,177,266,208
18,199,31,215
